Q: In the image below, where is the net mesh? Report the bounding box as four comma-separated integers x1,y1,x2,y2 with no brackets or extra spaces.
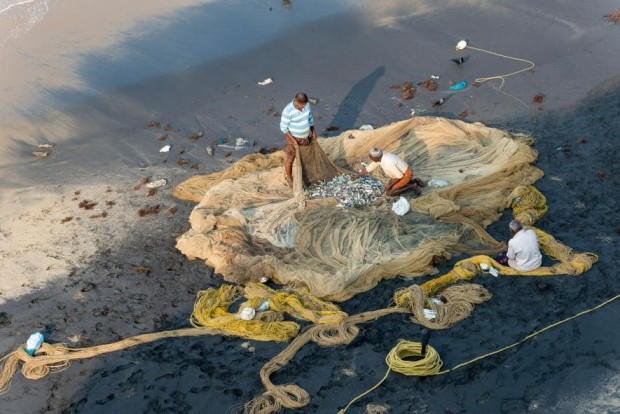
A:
174,117,543,301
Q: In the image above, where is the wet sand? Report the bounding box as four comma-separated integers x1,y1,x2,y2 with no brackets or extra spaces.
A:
1,0,619,413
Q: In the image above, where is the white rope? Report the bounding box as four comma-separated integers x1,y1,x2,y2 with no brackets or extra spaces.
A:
464,45,537,134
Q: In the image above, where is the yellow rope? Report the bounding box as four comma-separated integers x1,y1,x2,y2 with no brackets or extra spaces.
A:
421,186,598,297
188,283,347,344
0,284,349,395
189,285,300,343
339,293,620,413
465,45,537,133
441,292,620,373
243,283,347,324
338,341,442,414
511,185,548,226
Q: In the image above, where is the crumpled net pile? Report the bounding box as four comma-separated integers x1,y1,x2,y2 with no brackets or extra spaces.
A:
173,117,542,301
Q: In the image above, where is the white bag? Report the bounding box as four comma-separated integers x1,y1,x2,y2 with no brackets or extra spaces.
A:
392,197,410,216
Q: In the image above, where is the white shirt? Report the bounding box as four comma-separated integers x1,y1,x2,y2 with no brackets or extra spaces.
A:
507,229,543,272
366,152,409,179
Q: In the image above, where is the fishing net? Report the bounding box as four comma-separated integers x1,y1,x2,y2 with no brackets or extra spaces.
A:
174,117,543,301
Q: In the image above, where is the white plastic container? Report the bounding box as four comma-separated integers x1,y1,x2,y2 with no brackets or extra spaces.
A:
25,332,44,356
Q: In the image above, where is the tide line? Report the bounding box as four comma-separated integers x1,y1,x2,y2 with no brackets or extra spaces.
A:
0,0,42,15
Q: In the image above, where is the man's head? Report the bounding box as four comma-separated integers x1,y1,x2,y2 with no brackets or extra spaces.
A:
293,92,309,111
509,219,523,236
369,147,383,162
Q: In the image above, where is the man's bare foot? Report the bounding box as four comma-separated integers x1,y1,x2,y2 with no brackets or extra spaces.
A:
286,178,293,188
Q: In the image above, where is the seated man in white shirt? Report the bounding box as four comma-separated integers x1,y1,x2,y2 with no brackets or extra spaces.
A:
497,220,543,272
358,147,425,196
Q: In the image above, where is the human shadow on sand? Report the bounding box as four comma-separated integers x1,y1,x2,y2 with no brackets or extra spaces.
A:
326,66,385,134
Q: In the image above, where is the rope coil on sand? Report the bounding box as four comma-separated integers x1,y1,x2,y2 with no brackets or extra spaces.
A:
242,285,491,414
338,340,443,414
338,292,620,413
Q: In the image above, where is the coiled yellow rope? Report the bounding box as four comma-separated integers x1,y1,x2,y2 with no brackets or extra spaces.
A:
339,292,620,413
338,340,442,414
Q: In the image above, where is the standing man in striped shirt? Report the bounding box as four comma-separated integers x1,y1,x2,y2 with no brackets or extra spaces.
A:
280,92,317,188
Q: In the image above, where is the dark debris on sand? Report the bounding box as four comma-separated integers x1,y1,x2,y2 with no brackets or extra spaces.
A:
417,79,438,91
137,205,160,217
401,82,416,100
78,200,97,210
604,10,620,23
186,131,204,141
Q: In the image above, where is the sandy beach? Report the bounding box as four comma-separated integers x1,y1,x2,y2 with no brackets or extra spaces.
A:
1,0,619,412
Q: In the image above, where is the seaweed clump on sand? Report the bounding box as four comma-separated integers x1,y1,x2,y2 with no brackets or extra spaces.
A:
78,200,97,210
604,10,620,23
138,205,160,217
417,79,438,91
401,82,416,100
187,131,204,141
134,266,151,275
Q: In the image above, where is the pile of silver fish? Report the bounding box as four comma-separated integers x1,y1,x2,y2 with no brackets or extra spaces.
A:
307,175,384,208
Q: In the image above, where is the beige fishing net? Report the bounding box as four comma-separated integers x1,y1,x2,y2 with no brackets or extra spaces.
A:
174,117,542,301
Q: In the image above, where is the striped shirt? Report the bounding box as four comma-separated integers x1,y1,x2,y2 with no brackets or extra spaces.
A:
280,100,314,138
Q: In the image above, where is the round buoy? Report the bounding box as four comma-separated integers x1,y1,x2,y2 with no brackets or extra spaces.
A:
456,40,468,50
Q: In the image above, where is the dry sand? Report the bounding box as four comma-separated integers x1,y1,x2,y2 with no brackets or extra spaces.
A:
1,0,619,413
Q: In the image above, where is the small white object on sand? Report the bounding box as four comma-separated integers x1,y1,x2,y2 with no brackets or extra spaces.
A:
146,179,167,189
423,309,437,320
428,179,450,188
239,307,256,320
235,137,249,148
391,197,410,216
359,124,374,131
257,78,273,86
218,138,255,151
159,145,171,153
